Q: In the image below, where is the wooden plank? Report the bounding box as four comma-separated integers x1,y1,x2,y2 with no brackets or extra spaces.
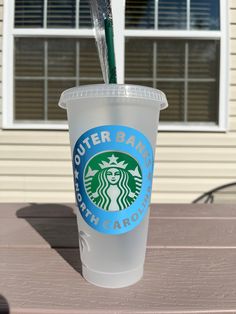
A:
3,216,236,249
1,248,236,312
1,204,236,249
2,203,236,219
0,218,79,248
148,218,236,248
0,203,76,218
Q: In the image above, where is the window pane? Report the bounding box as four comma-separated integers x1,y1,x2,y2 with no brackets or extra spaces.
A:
158,0,187,30
14,0,93,29
125,38,220,123
188,82,219,122
15,0,44,28
79,0,92,28
125,0,219,30
48,81,72,120
48,39,76,77
189,41,220,79
47,0,76,28
125,39,153,80
125,0,155,29
15,38,44,77
158,82,185,121
79,40,103,80
14,38,102,121
156,41,185,78
125,39,185,81
191,0,220,30
15,80,44,120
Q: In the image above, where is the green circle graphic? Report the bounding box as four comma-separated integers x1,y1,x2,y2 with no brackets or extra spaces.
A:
84,151,143,212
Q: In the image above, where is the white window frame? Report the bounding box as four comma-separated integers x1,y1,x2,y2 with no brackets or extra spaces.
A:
3,0,229,131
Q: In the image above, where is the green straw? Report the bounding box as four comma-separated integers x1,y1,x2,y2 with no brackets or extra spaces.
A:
104,16,117,84
89,0,117,84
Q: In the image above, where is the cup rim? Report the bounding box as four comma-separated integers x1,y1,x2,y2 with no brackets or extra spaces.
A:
58,84,168,110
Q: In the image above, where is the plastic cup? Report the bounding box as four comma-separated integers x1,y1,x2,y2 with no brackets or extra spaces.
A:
59,84,168,288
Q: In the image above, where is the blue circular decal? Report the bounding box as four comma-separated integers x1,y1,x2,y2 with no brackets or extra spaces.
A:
73,125,154,235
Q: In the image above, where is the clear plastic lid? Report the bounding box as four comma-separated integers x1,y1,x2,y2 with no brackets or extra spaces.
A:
58,84,168,110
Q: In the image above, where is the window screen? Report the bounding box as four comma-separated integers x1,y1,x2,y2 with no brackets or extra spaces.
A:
125,0,220,30
14,38,102,121
14,0,92,28
13,0,222,126
125,38,220,123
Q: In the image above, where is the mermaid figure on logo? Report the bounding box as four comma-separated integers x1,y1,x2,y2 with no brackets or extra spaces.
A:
84,153,142,211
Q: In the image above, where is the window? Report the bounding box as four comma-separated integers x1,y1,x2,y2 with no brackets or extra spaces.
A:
125,0,227,130
125,39,220,123
14,37,102,121
3,0,228,131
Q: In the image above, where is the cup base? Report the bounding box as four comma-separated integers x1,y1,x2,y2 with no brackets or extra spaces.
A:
82,264,143,288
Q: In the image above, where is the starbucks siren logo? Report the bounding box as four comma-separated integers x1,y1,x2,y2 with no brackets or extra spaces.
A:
84,152,142,211
73,125,154,235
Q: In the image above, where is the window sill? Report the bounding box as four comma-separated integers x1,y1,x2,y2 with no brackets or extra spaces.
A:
2,121,227,133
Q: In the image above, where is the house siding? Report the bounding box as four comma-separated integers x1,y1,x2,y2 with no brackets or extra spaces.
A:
0,0,235,203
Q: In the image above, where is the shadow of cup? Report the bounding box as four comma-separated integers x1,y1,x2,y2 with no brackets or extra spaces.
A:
16,203,82,275
0,294,10,314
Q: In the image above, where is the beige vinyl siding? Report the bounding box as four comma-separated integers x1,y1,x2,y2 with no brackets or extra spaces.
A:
0,130,236,203
0,0,235,203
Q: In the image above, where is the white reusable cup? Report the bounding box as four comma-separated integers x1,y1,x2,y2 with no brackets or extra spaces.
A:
59,84,168,288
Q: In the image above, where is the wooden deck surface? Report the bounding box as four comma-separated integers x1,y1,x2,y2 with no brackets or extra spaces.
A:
1,203,236,313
